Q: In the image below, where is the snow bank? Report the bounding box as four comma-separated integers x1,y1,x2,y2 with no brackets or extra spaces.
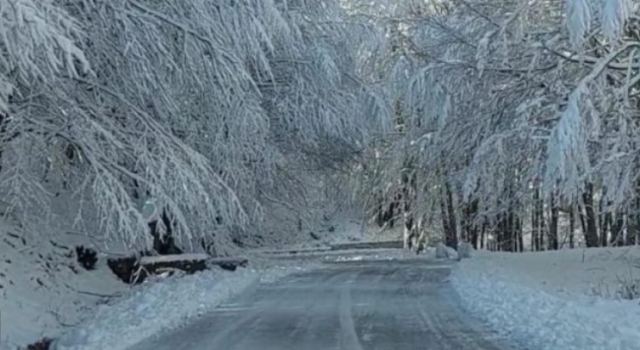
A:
452,248,640,350
53,263,305,350
435,243,458,260
457,242,473,258
0,222,126,349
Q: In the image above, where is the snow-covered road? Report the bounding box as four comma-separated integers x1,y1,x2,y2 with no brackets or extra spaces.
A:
128,258,517,350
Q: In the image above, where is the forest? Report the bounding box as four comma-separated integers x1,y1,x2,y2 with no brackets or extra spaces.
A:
351,0,640,253
2,1,640,348
3,0,639,255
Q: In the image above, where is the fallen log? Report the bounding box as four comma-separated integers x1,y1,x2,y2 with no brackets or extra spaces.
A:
138,254,209,282
207,257,249,271
108,254,248,284
107,256,141,284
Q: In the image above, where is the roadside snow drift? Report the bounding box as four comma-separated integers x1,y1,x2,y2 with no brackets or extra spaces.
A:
0,221,126,349
54,263,306,350
452,248,640,350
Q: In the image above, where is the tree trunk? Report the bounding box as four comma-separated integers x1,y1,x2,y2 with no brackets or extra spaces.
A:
628,194,640,246
470,224,479,250
498,212,515,252
610,211,624,246
402,192,413,249
444,181,458,249
516,216,524,252
403,211,413,249
0,113,8,174
598,188,610,247
507,211,515,252
460,203,468,243
149,210,183,255
440,188,451,244
463,199,479,247
549,192,559,250
532,185,545,251
537,193,545,251
601,211,611,248
582,182,599,247
480,220,487,250
531,190,538,251
402,170,418,249
375,192,385,227
578,204,586,241
569,206,575,249
387,198,399,228
496,213,503,251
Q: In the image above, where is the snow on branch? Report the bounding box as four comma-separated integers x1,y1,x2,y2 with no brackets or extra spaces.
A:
0,0,386,252
544,88,592,200
567,0,592,48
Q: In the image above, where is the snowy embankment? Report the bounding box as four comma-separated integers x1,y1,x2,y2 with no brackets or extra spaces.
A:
0,219,127,349
452,248,640,350
54,261,308,350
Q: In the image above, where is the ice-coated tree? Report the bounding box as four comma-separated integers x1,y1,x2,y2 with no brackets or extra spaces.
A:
0,0,389,253
349,0,640,250
3,0,639,253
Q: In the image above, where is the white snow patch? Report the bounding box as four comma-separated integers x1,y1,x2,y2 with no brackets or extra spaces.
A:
0,221,125,349
452,248,640,350
334,255,365,262
54,262,310,350
457,242,473,259
435,243,458,260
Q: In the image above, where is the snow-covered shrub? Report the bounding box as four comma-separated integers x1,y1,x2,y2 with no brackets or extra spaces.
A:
615,277,640,301
436,243,459,260
435,243,449,259
590,271,640,301
458,242,473,259
446,246,459,260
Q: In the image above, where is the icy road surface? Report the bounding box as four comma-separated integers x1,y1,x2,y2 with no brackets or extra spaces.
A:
129,258,516,350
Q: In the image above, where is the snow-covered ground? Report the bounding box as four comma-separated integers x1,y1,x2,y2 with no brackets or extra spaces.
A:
0,186,354,349
452,247,640,350
0,215,316,349
0,221,126,349
54,259,311,350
